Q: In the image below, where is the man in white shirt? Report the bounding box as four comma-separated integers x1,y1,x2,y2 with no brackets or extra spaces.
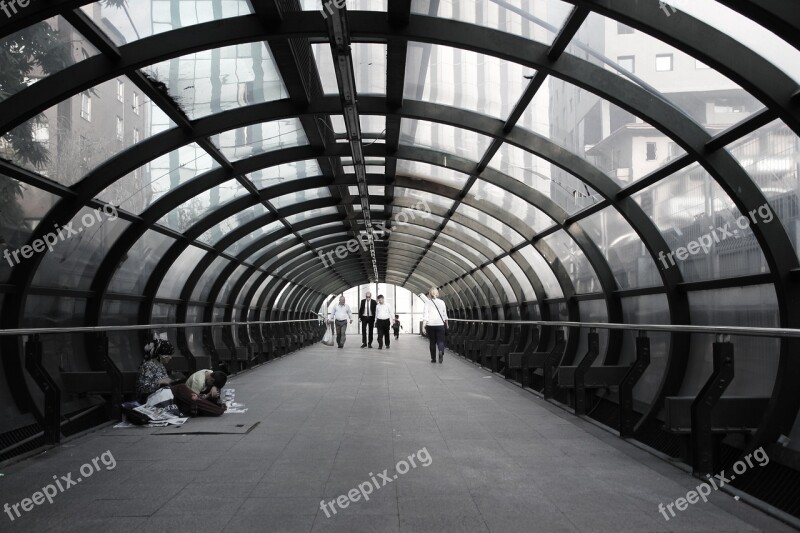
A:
374,294,393,349
328,295,353,348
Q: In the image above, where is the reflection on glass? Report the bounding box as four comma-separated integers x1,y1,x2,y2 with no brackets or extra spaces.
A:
489,142,601,214
501,256,536,301
223,219,282,257
485,263,517,303
466,180,555,235
159,178,252,232
400,119,492,163
212,118,307,161
145,40,286,119
404,42,529,119
81,0,253,45
620,294,670,404
542,230,601,294
396,160,470,189
285,207,340,225
455,203,526,247
191,255,230,301
519,244,562,298
109,230,175,294
216,264,248,303
444,219,505,256
97,143,217,214
158,245,205,299
271,188,331,209
577,207,661,289
633,162,768,281
726,119,800,263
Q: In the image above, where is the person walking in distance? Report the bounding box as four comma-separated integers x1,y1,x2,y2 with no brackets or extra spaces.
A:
374,295,393,349
328,295,353,348
392,314,403,340
359,291,377,348
422,287,448,363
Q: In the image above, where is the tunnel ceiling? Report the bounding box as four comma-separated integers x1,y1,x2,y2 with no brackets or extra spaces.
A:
1,0,800,327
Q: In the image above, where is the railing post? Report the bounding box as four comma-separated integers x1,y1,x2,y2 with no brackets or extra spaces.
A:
574,328,600,415
619,331,651,438
97,332,123,420
543,328,566,399
24,334,61,444
691,334,734,476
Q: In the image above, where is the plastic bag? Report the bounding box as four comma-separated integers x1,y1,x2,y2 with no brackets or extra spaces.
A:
322,323,334,346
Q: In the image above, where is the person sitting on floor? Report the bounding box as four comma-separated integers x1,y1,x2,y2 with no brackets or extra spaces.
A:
170,369,228,417
135,334,176,403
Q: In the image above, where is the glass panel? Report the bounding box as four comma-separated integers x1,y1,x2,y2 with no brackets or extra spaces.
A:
682,286,779,397
217,264,249,304
432,241,480,270
271,188,331,209
488,142,602,214
245,234,297,264
632,162,769,282
159,178,252,232
235,270,261,307
33,207,129,290
400,119,493,162
404,43,529,119
396,160,470,189
577,207,661,289
410,0,572,45
157,245,205,299
211,117,307,161
501,256,536,301
191,255,229,302
361,115,386,136
443,219,505,257
519,244,562,298
285,207,339,225
619,294,670,405
455,203,524,247
576,299,608,365
224,220,283,257
0,16,99,103
518,77,686,186
484,264,516,303
542,230,601,294
251,160,322,189
348,186,384,196
311,43,338,94
109,230,175,294
200,204,269,246
467,179,555,234
0,179,59,283
298,221,344,236
251,275,274,306
145,40,286,119
96,143,216,214
4,76,172,183
393,187,454,211
81,0,253,45
566,12,765,132
670,0,800,84
726,119,800,263
352,43,387,95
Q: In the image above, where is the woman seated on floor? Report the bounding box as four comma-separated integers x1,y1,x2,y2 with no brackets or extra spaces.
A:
170,369,228,417
135,335,176,403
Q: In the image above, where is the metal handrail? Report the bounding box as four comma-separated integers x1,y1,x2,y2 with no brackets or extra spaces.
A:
447,318,800,339
0,318,322,337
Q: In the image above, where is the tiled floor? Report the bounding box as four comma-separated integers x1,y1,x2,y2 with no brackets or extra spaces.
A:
0,335,793,532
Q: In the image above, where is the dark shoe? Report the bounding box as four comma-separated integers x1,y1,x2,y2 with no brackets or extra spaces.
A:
338,345,343,349
439,352,444,363
378,346,382,350
368,344,373,348
361,344,367,348
431,359,436,363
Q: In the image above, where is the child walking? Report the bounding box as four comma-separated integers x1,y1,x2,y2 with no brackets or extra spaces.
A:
392,315,403,340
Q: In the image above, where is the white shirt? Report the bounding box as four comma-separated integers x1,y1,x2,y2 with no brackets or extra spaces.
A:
422,298,448,326
375,303,392,320
329,303,352,321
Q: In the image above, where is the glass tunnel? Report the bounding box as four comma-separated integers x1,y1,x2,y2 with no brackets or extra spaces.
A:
1,0,800,526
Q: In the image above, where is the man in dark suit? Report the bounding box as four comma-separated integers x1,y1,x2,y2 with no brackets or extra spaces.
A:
358,292,377,348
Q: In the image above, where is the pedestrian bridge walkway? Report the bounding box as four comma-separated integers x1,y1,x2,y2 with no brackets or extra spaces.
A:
0,336,791,532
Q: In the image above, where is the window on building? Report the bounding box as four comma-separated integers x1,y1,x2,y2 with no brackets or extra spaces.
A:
617,55,635,73
80,92,91,121
133,128,140,144
646,142,657,161
655,54,673,72
668,142,681,159
116,116,123,141
117,80,124,102
132,91,140,115
617,22,634,35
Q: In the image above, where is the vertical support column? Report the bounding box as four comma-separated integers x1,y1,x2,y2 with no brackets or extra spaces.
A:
574,328,600,415
24,335,61,444
543,327,566,399
97,332,123,420
691,334,734,476
619,331,651,438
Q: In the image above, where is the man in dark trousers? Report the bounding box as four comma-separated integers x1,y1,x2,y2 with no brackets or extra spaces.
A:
358,291,377,348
